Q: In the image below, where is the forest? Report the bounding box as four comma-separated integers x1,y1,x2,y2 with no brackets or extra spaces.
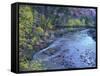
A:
19,5,96,71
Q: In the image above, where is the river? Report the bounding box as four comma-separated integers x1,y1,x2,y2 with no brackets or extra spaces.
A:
32,29,96,70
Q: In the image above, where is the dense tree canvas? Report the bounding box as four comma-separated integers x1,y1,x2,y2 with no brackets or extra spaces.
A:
11,3,97,73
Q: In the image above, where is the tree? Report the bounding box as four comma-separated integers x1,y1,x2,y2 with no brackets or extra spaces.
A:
19,5,34,48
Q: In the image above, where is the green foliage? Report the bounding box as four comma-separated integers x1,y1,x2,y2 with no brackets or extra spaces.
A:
19,6,48,71
19,57,44,71
40,15,47,30
19,57,29,71
19,5,34,47
30,60,45,70
19,5,39,71
35,27,44,35
47,19,53,29
33,10,39,23
31,37,37,44
67,18,86,26
19,5,34,27
40,15,53,30
80,16,95,26
27,44,33,50
66,18,86,31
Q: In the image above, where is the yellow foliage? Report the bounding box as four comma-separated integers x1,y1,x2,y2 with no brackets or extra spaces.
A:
19,5,34,26
32,37,37,44
20,62,29,69
35,27,44,34
28,44,33,50
67,18,85,26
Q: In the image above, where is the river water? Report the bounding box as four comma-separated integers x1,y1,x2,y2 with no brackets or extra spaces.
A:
33,29,96,69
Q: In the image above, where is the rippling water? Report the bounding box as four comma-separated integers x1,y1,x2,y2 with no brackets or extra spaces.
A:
33,29,96,69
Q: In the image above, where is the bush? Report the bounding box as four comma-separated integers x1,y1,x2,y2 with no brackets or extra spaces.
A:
67,18,86,26
19,57,45,71
19,5,34,47
30,60,45,70
66,18,86,31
